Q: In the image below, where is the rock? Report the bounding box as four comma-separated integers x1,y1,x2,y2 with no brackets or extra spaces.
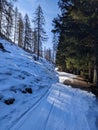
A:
0,43,5,50
64,79,71,85
4,98,15,105
33,55,37,61
25,88,32,94
0,43,10,53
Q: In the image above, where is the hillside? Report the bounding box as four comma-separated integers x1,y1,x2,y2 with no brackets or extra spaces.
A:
0,38,58,129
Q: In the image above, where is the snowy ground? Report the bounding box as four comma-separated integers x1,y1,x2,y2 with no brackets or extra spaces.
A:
0,38,98,130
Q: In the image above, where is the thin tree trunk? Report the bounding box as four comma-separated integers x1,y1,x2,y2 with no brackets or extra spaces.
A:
0,0,2,34
14,18,17,43
88,62,91,82
37,14,40,60
93,65,97,85
94,40,98,86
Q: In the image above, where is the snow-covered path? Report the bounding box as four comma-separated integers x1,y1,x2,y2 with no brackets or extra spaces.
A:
0,39,98,130
11,83,98,130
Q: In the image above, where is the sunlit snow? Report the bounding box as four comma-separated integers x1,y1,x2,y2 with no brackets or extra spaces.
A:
0,38,98,130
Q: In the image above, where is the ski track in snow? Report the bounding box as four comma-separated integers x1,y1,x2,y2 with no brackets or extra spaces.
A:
8,88,50,130
0,38,98,130
11,84,98,130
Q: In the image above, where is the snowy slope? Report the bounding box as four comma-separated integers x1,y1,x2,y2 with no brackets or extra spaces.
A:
0,38,58,130
0,38,98,130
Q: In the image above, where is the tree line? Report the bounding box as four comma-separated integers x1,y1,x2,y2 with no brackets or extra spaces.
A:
53,0,98,86
0,0,54,61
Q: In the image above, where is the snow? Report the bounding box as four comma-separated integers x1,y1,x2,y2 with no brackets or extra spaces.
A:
0,38,98,130
57,71,81,83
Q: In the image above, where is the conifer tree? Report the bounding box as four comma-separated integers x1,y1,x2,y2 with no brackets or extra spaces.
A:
33,5,48,59
13,7,18,43
18,13,24,48
0,0,16,38
53,0,98,85
52,31,58,63
24,14,32,50
33,29,38,54
5,5,13,39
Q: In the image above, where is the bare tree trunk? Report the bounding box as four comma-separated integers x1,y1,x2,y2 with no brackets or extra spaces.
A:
0,16,1,34
93,65,97,85
93,40,98,86
0,0,2,34
37,14,40,60
88,62,91,82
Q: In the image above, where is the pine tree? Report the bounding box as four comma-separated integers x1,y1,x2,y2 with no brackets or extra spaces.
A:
5,5,14,39
0,0,3,34
53,0,98,84
45,48,52,61
33,29,38,54
33,5,48,59
13,7,18,43
24,14,32,50
0,0,16,38
52,31,58,63
71,0,98,84
17,13,24,48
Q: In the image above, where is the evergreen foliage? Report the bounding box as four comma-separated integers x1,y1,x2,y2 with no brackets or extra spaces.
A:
53,0,98,85
18,13,24,48
33,5,48,59
24,14,32,50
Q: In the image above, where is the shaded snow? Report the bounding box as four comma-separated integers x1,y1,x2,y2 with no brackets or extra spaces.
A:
0,38,98,130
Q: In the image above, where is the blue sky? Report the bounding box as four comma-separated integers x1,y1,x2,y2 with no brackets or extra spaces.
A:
15,0,59,48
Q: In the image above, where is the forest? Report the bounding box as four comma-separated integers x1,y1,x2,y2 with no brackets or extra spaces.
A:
0,0,53,61
0,0,98,130
0,0,98,86
52,0,98,86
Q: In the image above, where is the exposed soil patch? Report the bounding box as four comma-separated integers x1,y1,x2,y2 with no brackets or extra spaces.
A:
63,76,98,97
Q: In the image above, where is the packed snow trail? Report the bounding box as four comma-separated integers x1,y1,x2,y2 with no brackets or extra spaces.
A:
11,83,97,130
0,39,98,130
